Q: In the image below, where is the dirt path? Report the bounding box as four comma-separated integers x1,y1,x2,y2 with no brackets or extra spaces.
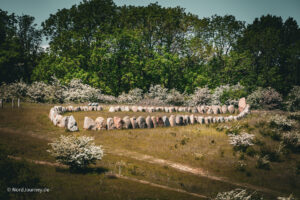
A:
8,155,208,199
1,127,282,196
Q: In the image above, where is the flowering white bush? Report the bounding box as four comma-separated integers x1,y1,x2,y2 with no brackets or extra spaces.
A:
188,87,212,106
48,135,103,170
166,88,185,106
0,81,28,100
214,188,262,200
147,85,168,101
211,83,245,106
269,115,295,131
282,131,300,150
118,88,143,104
64,79,101,103
247,87,283,109
286,86,300,111
228,132,255,149
27,81,53,102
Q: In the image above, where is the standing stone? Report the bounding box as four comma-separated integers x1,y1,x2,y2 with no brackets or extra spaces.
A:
190,115,196,124
221,105,228,114
123,116,132,129
84,117,96,130
162,116,170,127
146,116,154,128
164,107,169,113
115,106,121,112
17,98,20,108
151,116,158,128
187,107,192,113
95,117,107,130
124,106,130,112
97,106,103,111
175,115,184,126
169,115,176,127
204,117,211,124
107,118,115,130
67,115,79,132
132,106,138,112
156,116,164,127
57,116,68,128
183,115,191,125
197,116,204,124
212,106,220,114
206,107,213,114
130,117,138,129
137,116,147,128
228,105,235,114
114,117,124,129
120,106,126,112
49,108,57,122
109,107,115,112
138,106,144,112
238,97,247,113
83,106,89,111
88,106,94,111
191,107,198,113
228,115,234,121
53,114,63,126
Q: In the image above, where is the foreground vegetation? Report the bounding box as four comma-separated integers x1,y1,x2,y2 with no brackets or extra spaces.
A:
0,103,299,199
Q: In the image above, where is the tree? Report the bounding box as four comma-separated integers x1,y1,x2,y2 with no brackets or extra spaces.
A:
48,135,104,170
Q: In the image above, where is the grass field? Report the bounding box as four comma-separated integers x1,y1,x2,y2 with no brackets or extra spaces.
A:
0,103,299,199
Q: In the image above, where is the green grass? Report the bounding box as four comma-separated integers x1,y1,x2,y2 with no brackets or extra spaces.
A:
0,103,300,199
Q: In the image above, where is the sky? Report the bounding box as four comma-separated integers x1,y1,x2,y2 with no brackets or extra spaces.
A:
1,0,300,46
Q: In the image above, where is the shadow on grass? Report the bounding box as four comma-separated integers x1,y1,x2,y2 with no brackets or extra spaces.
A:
56,166,109,175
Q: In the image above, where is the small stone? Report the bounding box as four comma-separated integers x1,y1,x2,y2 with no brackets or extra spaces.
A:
221,105,228,114
228,105,235,114
169,115,176,127
238,97,247,113
156,116,164,127
146,116,154,128
123,116,132,129
109,107,115,112
175,115,184,126
130,117,138,129
67,115,79,132
151,116,158,128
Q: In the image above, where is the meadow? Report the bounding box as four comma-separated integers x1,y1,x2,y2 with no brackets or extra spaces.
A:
0,103,299,199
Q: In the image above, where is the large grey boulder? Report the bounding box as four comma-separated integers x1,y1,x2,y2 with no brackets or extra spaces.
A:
123,116,132,129
130,117,138,129
175,115,184,126
97,106,103,111
238,97,246,113
83,117,96,130
95,117,106,130
107,118,115,130
67,115,79,132
161,116,170,127
114,117,124,129
183,115,190,125
53,114,63,126
145,116,154,128
137,116,147,128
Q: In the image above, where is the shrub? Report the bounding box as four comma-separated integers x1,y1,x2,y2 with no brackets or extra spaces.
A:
259,146,281,162
286,86,300,111
288,112,300,121
282,131,300,152
118,88,143,104
48,135,104,170
188,86,212,106
214,188,262,200
27,81,53,103
147,85,168,101
98,94,117,104
269,115,295,131
228,132,255,151
256,155,270,170
211,83,246,106
64,79,101,103
247,87,283,109
277,194,297,200
166,88,185,106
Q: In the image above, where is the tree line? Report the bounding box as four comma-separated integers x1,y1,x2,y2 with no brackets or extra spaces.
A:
0,0,299,96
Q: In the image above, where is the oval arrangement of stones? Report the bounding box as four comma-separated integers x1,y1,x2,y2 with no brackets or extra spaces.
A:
48,98,250,132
